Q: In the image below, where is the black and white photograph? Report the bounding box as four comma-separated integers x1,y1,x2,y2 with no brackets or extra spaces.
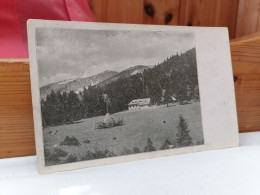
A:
36,27,204,166
28,20,239,173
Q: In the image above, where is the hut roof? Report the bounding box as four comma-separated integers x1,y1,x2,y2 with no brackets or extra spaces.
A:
128,98,151,106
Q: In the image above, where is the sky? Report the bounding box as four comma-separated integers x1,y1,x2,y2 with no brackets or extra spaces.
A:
36,28,195,87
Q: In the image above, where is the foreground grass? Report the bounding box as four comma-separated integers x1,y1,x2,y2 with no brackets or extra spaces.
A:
43,102,204,166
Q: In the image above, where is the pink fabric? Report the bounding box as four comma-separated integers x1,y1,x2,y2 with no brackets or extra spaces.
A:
0,0,94,58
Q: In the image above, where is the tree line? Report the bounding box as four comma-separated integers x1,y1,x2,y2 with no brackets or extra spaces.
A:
41,48,199,127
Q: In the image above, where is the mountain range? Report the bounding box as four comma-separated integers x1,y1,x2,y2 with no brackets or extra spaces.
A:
40,65,149,99
98,65,149,86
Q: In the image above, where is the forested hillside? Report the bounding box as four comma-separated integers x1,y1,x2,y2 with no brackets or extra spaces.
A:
41,48,199,127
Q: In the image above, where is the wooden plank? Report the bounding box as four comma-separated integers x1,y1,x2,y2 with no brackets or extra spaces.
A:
0,60,35,158
123,0,144,24
89,0,249,37
143,0,180,25
89,0,180,25
258,5,260,32
230,31,260,43
0,32,260,158
235,0,260,38
88,0,104,22
179,0,239,39
231,31,260,132
88,0,144,24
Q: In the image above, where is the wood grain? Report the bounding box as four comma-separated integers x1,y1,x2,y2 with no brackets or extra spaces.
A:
88,0,260,38
89,0,240,34
258,10,260,32
89,0,180,25
231,31,260,132
235,0,260,38
89,0,144,24
179,0,239,39
143,0,180,25
0,60,35,158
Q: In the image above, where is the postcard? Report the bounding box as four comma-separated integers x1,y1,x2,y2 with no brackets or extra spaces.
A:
27,20,239,174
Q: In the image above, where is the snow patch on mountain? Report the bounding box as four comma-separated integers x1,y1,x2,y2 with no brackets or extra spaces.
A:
58,79,74,85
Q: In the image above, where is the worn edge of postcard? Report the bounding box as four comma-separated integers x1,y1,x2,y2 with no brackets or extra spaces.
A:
27,19,239,174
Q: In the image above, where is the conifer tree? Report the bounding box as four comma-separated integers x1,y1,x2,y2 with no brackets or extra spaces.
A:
160,139,172,150
176,115,193,147
144,138,156,152
164,89,172,106
67,91,81,121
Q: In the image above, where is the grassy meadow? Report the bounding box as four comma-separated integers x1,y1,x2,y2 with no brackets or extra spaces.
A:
43,102,204,165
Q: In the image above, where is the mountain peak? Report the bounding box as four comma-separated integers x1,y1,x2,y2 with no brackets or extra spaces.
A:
98,65,150,86
40,70,118,99
97,70,117,75
85,70,118,79
126,65,149,70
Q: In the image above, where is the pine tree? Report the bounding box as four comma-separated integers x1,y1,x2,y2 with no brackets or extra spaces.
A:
44,90,59,125
150,80,162,105
67,91,81,121
96,91,107,116
176,115,193,147
41,98,47,127
81,87,89,118
160,139,172,150
82,86,98,117
144,138,156,152
163,83,172,107
56,91,66,124
103,93,110,113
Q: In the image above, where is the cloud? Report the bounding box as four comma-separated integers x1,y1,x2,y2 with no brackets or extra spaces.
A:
40,73,77,86
36,28,195,86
